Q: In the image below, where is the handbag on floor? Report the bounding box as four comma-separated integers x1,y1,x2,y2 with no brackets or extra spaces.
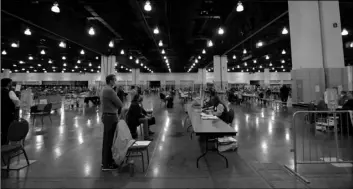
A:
216,137,238,152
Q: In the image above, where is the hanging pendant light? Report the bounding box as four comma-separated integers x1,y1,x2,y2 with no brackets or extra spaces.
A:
218,27,224,35
207,40,213,47
153,27,159,34
2,50,7,55
158,40,163,47
88,27,95,36
243,49,247,54
24,28,31,35
282,27,289,35
342,28,349,36
120,49,125,55
161,49,165,54
59,41,66,48
108,40,114,48
233,55,236,59
51,2,60,13
144,1,152,12
80,50,85,55
282,49,286,54
236,1,244,12
202,49,206,54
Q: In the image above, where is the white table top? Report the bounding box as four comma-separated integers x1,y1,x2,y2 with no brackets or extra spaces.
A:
186,103,237,136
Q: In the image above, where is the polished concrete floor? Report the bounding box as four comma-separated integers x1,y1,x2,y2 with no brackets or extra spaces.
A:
1,94,352,188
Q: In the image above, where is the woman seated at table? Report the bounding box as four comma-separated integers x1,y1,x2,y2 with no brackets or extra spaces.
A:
138,95,155,135
127,94,153,141
211,95,229,123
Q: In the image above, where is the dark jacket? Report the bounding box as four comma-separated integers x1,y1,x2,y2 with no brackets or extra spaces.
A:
127,101,144,127
1,88,16,144
213,103,229,123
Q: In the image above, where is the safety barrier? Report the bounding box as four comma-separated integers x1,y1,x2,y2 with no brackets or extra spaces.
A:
285,110,353,183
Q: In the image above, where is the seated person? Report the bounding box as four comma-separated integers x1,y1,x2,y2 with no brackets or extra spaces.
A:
338,91,349,106
203,90,216,109
138,96,155,135
211,95,229,123
127,94,153,141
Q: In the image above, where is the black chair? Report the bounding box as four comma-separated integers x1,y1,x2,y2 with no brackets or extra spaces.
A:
1,119,30,176
31,103,52,128
227,108,235,125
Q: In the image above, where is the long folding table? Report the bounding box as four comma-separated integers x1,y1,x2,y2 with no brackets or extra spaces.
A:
186,103,237,168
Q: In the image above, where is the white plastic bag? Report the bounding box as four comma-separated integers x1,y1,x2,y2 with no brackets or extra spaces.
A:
216,137,238,152
112,120,136,165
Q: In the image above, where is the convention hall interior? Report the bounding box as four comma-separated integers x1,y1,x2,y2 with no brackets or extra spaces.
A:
1,0,353,188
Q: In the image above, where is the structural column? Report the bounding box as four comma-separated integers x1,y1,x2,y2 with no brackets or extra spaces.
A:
347,66,353,91
197,68,207,90
289,0,346,103
100,55,116,83
2,69,11,78
131,68,140,86
264,68,270,86
213,55,228,91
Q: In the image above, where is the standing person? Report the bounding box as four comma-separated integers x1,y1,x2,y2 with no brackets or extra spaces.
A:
100,74,123,171
1,78,17,145
280,85,289,105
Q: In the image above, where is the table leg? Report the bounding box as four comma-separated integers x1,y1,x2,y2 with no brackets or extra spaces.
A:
197,136,209,168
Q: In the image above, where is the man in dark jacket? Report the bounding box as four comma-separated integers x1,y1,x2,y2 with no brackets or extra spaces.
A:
1,78,16,145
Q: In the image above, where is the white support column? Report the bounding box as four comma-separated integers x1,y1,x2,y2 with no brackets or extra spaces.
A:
348,66,353,91
131,68,140,86
264,68,270,86
289,0,345,102
3,69,11,78
213,55,228,91
101,55,116,83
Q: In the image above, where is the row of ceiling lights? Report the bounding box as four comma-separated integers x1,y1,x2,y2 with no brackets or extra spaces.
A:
48,1,150,73
144,1,171,72
187,24,350,73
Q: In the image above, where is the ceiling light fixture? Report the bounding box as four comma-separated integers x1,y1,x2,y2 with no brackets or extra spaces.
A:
28,56,33,60
24,28,31,35
233,55,236,59
207,40,213,47
51,2,60,13
80,50,85,55
88,27,95,36
19,61,24,64
109,40,114,48
158,40,163,47
282,49,286,54
77,60,81,63
198,56,201,59
218,27,224,35
265,55,270,60
237,65,240,68
244,62,247,66
40,50,46,55
202,49,206,54
59,41,66,48
48,59,52,64
243,49,247,54
11,43,18,48
342,28,349,36
269,63,272,66
236,1,244,12
144,1,152,12
153,27,159,34
96,56,99,60
89,63,92,67
62,56,66,60
282,27,289,35
120,49,125,55
38,64,41,67
2,50,7,55
63,63,67,67
281,60,285,63
136,59,139,64
161,49,165,54
256,41,263,48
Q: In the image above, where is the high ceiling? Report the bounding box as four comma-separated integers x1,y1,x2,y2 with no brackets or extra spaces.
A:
1,0,352,73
